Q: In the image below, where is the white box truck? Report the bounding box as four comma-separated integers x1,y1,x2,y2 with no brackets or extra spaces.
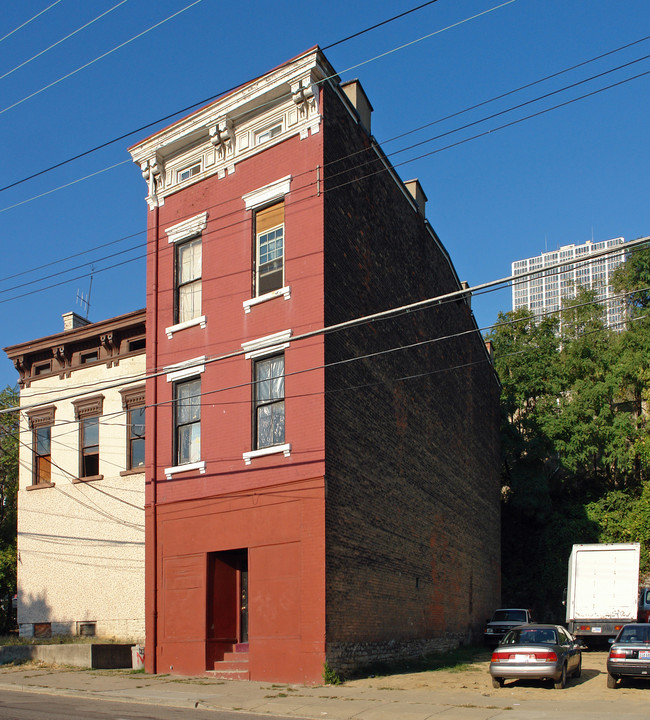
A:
566,543,640,640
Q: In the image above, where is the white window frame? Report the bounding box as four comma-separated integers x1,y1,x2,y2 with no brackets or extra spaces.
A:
163,356,207,478
241,331,292,464
255,122,282,145
177,162,201,183
242,177,292,311
165,212,208,337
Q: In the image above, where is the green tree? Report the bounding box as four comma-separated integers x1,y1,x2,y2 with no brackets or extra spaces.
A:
610,243,650,314
487,289,650,616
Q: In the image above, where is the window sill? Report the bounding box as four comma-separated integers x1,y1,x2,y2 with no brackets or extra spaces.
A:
26,482,55,491
243,443,291,465
165,315,206,338
164,460,206,480
120,467,145,477
243,286,291,313
72,475,104,484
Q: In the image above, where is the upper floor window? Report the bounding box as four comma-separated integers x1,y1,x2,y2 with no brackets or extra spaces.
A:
174,378,201,465
80,351,99,364
254,354,284,449
177,162,201,183
33,361,51,376
27,406,55,486
255,202,284,296
72,395,104,481
81,417,99,477
176,236,202,324
255,123,282,145
121,385,145,471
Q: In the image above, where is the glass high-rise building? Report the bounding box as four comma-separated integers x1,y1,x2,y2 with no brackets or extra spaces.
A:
512,237,627,329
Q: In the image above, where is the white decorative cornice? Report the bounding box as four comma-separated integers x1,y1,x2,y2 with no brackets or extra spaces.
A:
241,329,292,359
209,117,235,161
242,176,292,210
164,355,207,382
165,211,208,244
128,49,336,210
141,157,164,209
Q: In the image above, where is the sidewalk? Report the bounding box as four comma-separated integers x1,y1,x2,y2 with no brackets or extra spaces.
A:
0,662,646,720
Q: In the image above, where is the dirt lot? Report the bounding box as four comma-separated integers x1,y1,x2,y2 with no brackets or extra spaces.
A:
345,650,650,699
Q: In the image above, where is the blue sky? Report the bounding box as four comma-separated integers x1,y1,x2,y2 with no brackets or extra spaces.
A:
0,0,648,388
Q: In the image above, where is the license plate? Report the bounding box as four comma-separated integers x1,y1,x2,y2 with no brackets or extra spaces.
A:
640,651,650,660
514,654,532,662
592,627,601,633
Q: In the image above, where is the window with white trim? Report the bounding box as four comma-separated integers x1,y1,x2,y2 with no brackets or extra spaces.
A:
255,123,282,145
174,378,201,465
255,202,284,296
176,236,202,324
177,162,201,183
253,354,285,449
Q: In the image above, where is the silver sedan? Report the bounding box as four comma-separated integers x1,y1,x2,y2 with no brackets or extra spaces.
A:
490,624,583,689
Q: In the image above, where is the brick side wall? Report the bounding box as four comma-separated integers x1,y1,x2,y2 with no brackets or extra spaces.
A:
322,82,501,674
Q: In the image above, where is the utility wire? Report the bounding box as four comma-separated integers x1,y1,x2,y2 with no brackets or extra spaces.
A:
2,32,648,221
321,0,442,50
0,0,130,82
0,159,131,215
0,0,64,44
0,0,204,116
2,45,645,300
2,236,647,417
0,0,503,193
4,285,648,457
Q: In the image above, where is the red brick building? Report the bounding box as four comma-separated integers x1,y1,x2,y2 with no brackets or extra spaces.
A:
129,47,501,683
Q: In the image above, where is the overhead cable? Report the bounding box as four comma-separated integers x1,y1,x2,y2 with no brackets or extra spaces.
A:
0,0,64,44
0,0,204,116
2,235,647,417
0,0,130,82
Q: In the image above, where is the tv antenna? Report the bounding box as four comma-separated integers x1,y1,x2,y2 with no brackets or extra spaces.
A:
76,266,94,320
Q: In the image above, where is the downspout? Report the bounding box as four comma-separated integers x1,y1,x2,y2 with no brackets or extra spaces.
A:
150,202,160,674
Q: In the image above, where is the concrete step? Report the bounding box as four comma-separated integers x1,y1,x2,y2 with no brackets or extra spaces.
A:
210,660,250,681
223,651,249,662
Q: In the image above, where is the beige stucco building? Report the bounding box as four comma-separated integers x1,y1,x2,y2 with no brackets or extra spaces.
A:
4,310,146,640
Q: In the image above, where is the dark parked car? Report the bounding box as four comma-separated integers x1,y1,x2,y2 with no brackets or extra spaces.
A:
484,608,533,646
606,623,650,688
490,624,583,689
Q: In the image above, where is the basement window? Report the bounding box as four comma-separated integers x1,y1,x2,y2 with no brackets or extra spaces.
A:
33,623,51,638
78,622,96,637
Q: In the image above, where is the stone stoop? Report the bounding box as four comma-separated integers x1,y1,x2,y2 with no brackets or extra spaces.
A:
210,642,250,680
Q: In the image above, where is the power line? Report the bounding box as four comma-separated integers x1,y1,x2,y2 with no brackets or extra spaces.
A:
0,159,132,215
0,0,204,116
0,0,505,194
2,32,648,227
0,0,64,45
321,0,442,50
0,0,130,82
3,236,647,418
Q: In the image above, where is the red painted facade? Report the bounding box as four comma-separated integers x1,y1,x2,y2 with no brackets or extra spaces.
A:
139,72,328,682
131,48,501,684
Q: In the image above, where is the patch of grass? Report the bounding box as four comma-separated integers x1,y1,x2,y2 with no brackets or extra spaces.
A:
322,662,342,685
347,645,491,679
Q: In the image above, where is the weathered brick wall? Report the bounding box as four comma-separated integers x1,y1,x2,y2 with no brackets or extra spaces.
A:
322,81,501,674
